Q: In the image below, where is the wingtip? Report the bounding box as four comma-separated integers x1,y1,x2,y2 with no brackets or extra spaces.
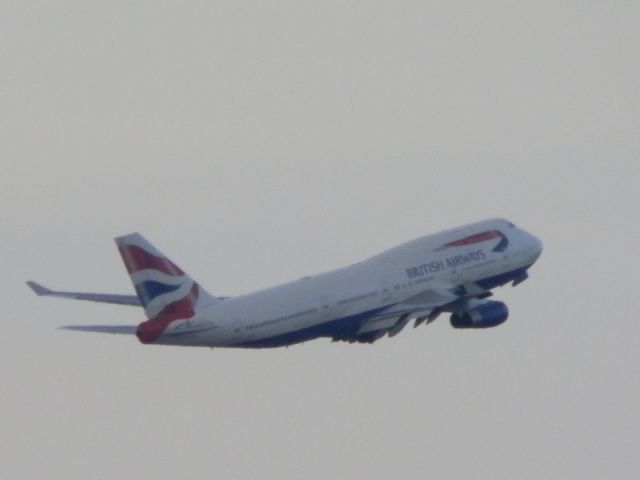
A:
26,281,51,296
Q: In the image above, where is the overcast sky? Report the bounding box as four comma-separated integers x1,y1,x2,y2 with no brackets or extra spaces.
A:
2,2,639,479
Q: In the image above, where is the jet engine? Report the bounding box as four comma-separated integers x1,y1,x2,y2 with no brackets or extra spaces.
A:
450,300,508,329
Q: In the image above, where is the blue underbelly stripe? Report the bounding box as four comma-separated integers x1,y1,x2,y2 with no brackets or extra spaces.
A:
233,305,392,348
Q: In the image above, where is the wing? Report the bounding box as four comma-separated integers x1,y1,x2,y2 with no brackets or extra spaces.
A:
356,285,465,341
27,281,141,306
387,286,462,315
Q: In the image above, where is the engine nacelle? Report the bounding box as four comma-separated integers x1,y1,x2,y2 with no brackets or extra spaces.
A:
450,301,509,329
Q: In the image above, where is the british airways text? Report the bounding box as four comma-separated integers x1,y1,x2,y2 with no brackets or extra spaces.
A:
405,250,486,279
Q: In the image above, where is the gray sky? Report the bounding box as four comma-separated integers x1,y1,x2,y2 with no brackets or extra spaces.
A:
2,2,639,479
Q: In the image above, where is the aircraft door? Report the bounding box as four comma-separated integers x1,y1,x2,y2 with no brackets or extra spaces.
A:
319,294,331,319
228,318,247,342
450,266,463,285
381,280,392,303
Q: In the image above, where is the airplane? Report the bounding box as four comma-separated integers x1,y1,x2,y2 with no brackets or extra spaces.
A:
27,218,542,348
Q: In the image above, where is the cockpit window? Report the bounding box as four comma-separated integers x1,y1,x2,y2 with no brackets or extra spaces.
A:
508,222,516,228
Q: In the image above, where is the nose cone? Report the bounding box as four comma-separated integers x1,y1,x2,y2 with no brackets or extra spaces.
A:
528,233,543,263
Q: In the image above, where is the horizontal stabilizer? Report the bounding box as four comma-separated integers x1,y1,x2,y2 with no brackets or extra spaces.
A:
27,281,51,295
26,281,141,306
60,325,137,335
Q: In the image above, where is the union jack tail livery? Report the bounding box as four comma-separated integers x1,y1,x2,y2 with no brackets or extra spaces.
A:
115,233,219,343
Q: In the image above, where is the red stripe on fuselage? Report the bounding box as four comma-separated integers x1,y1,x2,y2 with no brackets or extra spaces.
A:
118,244,185,276
436,230,503,251
136,283,199,344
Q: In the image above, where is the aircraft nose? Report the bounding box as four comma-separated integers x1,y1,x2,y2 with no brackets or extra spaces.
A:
529,234,543,262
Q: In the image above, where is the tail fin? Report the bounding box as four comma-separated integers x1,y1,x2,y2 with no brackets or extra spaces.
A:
115,233,219,343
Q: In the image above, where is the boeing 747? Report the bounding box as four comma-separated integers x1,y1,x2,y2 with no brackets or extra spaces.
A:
27,218,542,348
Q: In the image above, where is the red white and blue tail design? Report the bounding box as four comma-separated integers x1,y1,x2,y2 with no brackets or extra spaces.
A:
115,233,218,343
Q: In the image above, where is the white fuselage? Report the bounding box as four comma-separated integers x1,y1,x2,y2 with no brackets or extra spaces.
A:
156,219,542,348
